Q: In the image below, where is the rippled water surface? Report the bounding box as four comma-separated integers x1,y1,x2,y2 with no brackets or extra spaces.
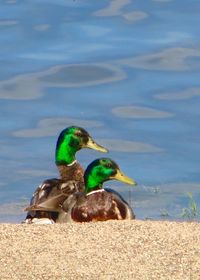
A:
1,0,200,222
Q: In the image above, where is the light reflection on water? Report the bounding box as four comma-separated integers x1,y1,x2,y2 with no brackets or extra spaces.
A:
0,0,200,222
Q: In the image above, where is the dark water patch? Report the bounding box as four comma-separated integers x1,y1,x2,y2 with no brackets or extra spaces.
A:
13,117,104,138
0,20,18,27
154,87,200,100
112,105,174,119
39,64,126,87
98,138,163,153
118,47,200,71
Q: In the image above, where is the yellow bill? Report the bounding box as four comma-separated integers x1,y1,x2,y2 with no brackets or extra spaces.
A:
86,137,108,153
111,169,137,186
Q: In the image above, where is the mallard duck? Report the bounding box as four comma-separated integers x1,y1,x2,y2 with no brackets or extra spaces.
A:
23,126,108,224
26,158,137,222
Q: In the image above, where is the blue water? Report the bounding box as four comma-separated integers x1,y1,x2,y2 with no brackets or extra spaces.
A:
0,0,200,223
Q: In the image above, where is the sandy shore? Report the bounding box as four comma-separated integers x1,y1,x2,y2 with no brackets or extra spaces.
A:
0,220,199,280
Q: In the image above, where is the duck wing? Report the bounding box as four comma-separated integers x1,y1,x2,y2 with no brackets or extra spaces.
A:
24,178,79,212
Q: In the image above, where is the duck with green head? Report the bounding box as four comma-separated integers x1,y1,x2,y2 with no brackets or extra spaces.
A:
27,158,137,222
23,126,108,224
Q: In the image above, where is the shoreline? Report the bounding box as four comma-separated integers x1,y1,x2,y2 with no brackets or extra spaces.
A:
0,220,199,279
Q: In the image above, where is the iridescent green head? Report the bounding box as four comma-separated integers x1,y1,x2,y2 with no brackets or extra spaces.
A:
55,126,108,165
84,158,137,194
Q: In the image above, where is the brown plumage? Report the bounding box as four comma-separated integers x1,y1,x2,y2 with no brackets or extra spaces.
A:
57,188,135,223
25,179,78,214
70,189,134,222
57,162,84,191
24,163,84,223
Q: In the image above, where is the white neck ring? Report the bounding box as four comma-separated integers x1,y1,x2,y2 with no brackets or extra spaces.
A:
86,189,104,196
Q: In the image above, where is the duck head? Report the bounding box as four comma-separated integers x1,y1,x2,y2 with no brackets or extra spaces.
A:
84,158,137,194
55,126,108,165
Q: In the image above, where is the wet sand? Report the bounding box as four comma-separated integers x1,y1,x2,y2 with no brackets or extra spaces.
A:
0,220,199,280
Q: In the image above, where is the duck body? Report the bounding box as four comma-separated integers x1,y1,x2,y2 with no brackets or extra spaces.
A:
24,160,84,225
31,158,137,223
59,188,134,223
23,127,108,224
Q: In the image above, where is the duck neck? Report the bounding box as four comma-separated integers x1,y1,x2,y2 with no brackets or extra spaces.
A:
57,160,84,181
84,174,103,194
85,185,102,194
55,139,77,166
84,165,106,194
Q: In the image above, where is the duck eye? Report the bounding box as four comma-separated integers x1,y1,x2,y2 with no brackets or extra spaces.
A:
75,131,82,137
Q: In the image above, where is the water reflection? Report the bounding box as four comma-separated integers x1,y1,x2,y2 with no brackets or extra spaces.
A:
0,63,125,100
94,0,131,17
155,87,200,100
13,118,104,137
95,1,147,23
0,20,18,27
122,11,148,22
112,105,174,119
0,75,42,100
119,47,200,71
40,64,125,87
5,0,17,4
152,0,173,2
98,139,163,153
33,24,51,32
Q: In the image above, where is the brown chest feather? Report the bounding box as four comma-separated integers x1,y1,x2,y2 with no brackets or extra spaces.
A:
71,190,134,222
57,162,84,192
